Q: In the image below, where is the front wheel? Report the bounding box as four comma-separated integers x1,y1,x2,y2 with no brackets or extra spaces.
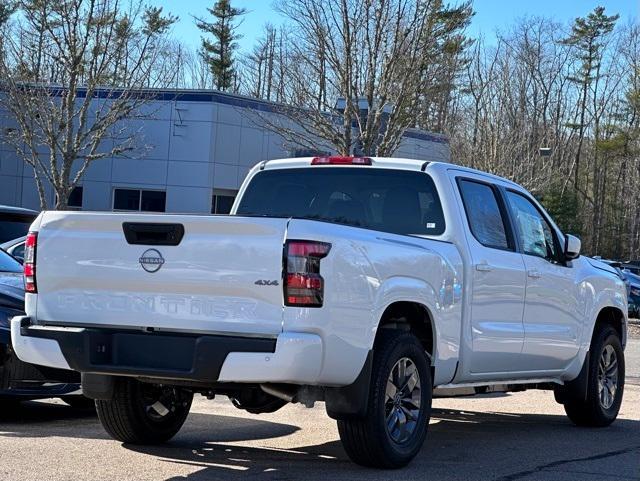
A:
564,325,625,427
95,379,193,444
338,330,432,468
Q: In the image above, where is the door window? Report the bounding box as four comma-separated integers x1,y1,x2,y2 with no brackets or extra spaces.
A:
506,191,560,262
458,179,510,250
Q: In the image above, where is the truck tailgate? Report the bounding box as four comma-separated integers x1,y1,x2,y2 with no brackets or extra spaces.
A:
34,212,288,337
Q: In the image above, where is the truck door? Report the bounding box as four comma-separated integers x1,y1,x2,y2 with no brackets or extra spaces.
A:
456,177,527,374
504,190,581,371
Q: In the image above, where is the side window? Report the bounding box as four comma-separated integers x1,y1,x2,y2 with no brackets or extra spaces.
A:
11,243,25,261
458,179,510,250
506,191,560,262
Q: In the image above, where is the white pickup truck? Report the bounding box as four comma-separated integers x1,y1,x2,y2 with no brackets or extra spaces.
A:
11,157,627,468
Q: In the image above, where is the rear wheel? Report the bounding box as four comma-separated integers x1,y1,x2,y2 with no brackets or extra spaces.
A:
564,325,625,427
337,330,432,468
96,379,192,444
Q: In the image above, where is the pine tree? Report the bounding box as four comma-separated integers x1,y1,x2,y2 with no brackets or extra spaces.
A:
195,0,246,91
561,6,618,193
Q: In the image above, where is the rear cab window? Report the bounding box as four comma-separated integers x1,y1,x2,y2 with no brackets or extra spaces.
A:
457,178,512,250
236,167,445,237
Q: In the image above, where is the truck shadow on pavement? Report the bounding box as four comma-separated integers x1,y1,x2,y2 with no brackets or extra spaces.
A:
1,401,638,480
127,407,640,481
0,400,96,424
0,401,299,443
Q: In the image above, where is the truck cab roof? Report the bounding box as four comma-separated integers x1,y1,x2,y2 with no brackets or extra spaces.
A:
259,157,521,189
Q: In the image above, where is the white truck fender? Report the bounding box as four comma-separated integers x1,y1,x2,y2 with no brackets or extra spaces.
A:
372,275,461,386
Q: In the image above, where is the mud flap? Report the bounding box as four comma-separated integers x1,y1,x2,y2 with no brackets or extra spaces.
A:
554,351,589,404
81,373,115,400
325,351,373,420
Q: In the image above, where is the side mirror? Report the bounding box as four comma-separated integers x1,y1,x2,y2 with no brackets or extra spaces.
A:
564,234,581,260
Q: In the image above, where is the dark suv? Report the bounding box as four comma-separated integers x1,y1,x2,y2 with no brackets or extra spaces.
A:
0,205,38,243
0,248,88,406
597,258,640,319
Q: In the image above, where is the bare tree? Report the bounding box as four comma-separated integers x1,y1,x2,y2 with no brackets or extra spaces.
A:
0,0,177,209
447,11,639,258
247,0,472,156
240,24,284,101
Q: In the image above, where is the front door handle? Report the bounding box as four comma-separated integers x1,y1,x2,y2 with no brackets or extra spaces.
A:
527,269,542,279
476,262,494,272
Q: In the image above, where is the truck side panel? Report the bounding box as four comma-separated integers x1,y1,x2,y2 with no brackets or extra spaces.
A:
283,219,463,386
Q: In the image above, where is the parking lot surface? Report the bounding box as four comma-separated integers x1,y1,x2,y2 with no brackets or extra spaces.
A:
1,340,638,481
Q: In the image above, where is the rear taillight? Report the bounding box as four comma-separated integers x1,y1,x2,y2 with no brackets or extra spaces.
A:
24,231,37,293
284,240,331,307
311,156,372,165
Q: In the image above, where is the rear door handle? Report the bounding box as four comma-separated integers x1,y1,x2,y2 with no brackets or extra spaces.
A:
476,263,494,272
527,269,542,279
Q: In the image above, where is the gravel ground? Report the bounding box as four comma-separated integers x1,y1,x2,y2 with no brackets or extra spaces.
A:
628,321,640,339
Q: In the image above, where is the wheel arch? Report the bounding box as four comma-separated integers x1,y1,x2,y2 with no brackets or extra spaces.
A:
370,273,461,386
326,300,438,421
556,306,626,426
561,303,626,384
591,306,626,348
376,300,436,363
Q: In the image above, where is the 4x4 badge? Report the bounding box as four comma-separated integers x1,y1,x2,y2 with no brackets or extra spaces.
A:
255,279,279,286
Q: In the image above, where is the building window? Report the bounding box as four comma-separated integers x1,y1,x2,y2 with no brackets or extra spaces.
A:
141,190,166,212
114,189,139,211
113,188,166,212
68,186,83,209
55,186,83,209
212,190,236,214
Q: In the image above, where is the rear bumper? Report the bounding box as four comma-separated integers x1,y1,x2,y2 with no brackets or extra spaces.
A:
1,325,81,398
11,317,324,385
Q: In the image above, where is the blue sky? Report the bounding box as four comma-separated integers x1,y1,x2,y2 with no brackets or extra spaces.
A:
156,0,639,54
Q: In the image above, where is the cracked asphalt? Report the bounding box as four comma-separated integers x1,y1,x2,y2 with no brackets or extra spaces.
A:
0,340,638,481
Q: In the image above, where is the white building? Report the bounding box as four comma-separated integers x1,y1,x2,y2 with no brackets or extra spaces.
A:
0,89,450,214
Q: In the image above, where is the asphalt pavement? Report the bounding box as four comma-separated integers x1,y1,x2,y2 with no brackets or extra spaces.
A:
627,338,640,385
0,342,638,481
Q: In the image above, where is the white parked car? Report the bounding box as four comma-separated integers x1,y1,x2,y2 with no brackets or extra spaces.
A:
11,157,627,468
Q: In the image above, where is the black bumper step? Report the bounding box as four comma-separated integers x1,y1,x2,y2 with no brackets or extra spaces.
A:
20,319,276,383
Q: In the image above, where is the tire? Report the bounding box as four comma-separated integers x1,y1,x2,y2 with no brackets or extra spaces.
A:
95,378,193,444
564,325,625,427
337,330,432,469
61,396,96,410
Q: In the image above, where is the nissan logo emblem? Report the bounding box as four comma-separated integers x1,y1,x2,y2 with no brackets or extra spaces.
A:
139,248,165,273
